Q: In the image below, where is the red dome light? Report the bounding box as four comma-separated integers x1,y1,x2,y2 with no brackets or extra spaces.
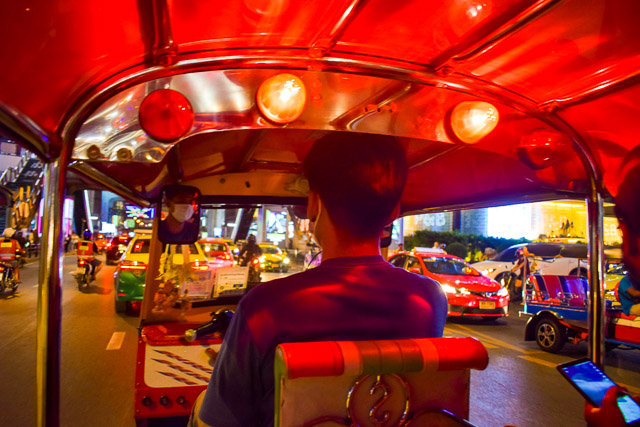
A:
138,89,194,143
517,129,572,169
449,101,499,144
256,74,307,124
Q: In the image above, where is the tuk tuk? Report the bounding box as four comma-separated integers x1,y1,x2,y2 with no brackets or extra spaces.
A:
2,0,640,425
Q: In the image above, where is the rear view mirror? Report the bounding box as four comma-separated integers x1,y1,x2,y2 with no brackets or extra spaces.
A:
158,185,201,244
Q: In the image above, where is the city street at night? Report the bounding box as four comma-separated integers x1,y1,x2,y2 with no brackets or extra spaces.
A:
2,257,640,426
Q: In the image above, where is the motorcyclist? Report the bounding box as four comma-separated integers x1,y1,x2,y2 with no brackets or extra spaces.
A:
0,228,24,282
77,230,103,280
238,234,262,267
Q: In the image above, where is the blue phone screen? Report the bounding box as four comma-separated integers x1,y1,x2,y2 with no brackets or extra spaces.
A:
561,360,617,406
561,360,640,424
618,395,640,424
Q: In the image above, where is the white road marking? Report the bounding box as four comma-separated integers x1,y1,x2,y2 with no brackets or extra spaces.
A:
447,323,544,354
106,332,126,351
444,327,499,348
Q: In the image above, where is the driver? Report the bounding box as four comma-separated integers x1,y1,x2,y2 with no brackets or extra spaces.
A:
77,230,103,280
158,187,199,242
585,163,640,425
237,234,262,266
0,228,24,282
190,132,448,427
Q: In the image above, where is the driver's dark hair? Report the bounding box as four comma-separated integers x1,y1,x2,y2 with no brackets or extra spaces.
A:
615,164,640,237
303,132,408,239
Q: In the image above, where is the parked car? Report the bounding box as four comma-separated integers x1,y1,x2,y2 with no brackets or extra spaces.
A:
105,234,132,265
472,242,590,288
389,248,509,320
258,243,290,272
198,237,234,270
114,236,208,312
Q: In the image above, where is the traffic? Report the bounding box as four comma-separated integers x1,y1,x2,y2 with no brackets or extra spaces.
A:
2,0,640,426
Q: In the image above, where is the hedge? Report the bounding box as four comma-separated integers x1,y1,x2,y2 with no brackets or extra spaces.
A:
404,230,530,262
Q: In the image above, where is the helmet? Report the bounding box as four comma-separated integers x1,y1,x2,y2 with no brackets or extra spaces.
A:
83,230,92,240
247,234,256,243
3,228,14,239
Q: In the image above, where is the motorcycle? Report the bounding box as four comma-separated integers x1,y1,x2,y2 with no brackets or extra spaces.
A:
75,259,92,291
0,262,19,294
248,257,262,283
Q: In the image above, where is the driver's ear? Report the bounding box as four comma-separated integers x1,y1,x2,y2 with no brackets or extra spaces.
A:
307,190,320,223
384,202,401,225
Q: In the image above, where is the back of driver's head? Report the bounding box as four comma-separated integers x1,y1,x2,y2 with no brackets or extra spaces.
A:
615,164,640,237
303,132,408,239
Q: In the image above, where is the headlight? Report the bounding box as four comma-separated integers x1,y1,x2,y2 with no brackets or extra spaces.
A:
441,284,457,294
259,256,266,262
283,257,290,264
496,286,509,296
481,268,496,275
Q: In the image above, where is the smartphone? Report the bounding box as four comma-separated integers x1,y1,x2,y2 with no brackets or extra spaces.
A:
557,358,640,425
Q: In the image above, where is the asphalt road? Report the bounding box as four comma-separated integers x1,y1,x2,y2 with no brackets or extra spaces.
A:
1,257,640,426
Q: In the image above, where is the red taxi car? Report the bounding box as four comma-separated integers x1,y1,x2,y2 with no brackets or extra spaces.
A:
389,248,509,320
198,238,234,270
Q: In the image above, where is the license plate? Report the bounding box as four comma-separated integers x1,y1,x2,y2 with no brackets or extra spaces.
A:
479,300,495,310
75,267,86,275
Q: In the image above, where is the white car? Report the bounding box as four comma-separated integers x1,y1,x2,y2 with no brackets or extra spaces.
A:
472,243,589,287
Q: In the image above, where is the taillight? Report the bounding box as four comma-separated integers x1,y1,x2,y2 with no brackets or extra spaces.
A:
120,261,147,276
192,261,208,271
79,259,87,266
252,258,259,265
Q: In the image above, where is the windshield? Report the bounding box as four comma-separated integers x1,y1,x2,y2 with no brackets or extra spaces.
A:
166,243,199,254
421,256,480,276
261,246,282,255
201,243,227,252
130,239,150,254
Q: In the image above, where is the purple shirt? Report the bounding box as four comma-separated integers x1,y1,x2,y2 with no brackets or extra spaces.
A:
199,255,448,426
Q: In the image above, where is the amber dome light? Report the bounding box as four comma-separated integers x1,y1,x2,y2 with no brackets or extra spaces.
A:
256,73,307,124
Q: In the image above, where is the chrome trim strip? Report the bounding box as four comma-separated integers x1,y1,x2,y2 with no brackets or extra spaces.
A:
538,69,640,112
36,159,66,427
308,0,366,58
587,193,605,368
151,0,178,66
69,161,151,207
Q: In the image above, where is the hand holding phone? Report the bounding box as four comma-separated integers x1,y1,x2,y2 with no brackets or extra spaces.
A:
557,358,640,426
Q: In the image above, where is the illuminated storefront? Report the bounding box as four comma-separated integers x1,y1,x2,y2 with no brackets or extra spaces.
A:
403,201,622,246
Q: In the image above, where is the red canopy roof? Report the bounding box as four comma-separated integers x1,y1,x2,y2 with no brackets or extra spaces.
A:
1,0,639,209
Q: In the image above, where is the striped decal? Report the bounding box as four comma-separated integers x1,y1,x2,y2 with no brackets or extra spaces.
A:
336,341,362,376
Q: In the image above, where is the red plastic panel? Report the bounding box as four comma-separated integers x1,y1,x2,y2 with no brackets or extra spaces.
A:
0,0,145,134
461,0,640,104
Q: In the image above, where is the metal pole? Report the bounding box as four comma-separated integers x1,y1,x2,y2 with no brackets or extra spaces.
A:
36,159,66,427
587,194,605,368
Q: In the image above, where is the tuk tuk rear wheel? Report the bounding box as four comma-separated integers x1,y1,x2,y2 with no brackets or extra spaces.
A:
535,317,566,353
115,300,128,313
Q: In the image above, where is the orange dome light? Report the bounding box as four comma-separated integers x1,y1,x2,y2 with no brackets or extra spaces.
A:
256,73,306,124
450,101,499,144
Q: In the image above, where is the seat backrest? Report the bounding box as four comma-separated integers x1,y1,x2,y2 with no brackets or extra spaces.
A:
527,275,588,306
274,337,488,427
